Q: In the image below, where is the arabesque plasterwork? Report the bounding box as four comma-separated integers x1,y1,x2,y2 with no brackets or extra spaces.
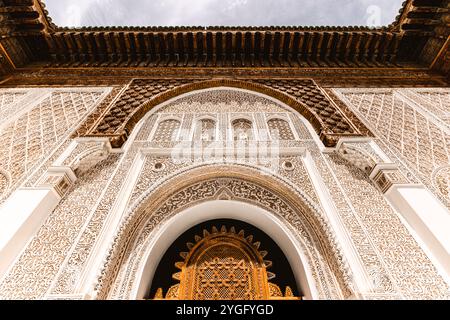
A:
0,87,449,301
333,88,450,210
0,89,30,125
0,88,112,204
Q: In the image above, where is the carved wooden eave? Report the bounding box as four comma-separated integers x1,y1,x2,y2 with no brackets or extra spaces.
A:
0,0,448,77
392,0,450,75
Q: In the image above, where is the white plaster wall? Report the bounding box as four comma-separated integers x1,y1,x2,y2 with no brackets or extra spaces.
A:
386,185,450,282
0,188,60,279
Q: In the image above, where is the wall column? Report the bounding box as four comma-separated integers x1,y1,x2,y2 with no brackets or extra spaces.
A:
0,138,112,281
0,170,75,279
372,168,450,282
336,139,450,284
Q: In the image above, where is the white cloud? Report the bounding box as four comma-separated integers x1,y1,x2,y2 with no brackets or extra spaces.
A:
64,5,82,27
42,0,405,28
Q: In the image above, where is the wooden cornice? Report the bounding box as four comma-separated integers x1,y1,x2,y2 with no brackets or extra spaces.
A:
41,29,407,69
0,0,448,76
393,0,449,34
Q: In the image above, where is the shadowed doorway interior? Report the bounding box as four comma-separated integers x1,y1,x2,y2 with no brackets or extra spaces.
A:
148,219,301,300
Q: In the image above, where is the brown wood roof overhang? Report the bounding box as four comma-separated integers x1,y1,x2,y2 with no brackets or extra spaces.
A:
0,0,448,74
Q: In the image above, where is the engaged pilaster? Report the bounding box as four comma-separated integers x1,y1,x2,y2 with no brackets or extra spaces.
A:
335,139,450,283
0,138,114,281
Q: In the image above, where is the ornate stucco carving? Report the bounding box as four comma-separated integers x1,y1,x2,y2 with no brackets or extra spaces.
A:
323,152,449,299
337,143,377,175
1,86,449,302
0,90,29,126
0,169,10,198
333,88,450,209
0,88,110,204
433,166,450,199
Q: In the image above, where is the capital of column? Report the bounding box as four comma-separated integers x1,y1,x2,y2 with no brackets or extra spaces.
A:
369,164,409,194
37,167,77,198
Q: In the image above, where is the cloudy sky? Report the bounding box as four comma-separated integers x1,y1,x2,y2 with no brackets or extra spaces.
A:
43,0,405,28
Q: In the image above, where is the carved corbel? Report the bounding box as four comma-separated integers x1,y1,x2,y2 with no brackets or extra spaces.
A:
64,139,113,176
336,142,377,175
336,141,408,194
37,138,113,197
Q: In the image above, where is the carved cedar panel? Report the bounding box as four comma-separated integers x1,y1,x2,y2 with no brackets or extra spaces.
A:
83,79,365,148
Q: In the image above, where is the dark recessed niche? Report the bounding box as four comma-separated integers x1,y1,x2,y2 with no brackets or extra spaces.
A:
147,218,301,299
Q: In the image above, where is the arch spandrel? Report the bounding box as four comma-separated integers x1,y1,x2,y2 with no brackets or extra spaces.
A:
81,79,366,148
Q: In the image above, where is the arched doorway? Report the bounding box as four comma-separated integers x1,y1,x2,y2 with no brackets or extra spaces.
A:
89,87,355,300
120,198,322,301
150,219,300,300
